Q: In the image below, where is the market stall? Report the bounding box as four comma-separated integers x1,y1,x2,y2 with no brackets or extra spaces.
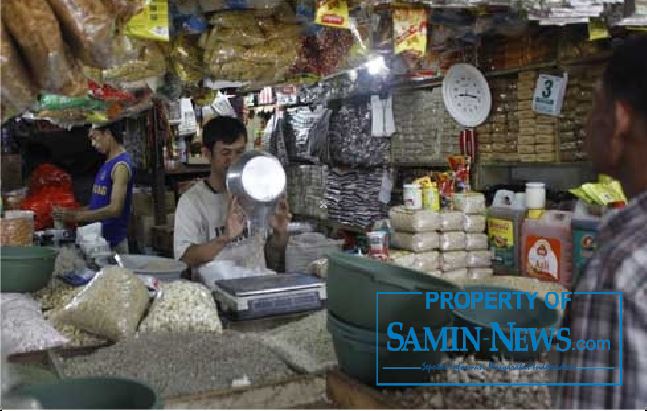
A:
1,0,646,409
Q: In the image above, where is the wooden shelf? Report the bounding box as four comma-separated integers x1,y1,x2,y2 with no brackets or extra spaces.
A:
478,161,591,168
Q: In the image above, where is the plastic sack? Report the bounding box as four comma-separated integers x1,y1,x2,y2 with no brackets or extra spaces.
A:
453,193,486,214
139,281,222,334
47,0,114,68
440,231,466,251
286,232,344,273
209,11,258,28
465,233,488,251
51,267,150,341
463,214,486,233
440,251,467,271
389,206,439,233
442,268,469,281
0,23,37,123
0,211,35,246
1,293,68,355
27,164,73,193
468,268,494,280
391,250,439,271
170,35,205,84
439,211,463,232
103,40,166,82
102,0,144,26
467,250,492,268
39,95,106,112
2,0,86,96
392,231,439,253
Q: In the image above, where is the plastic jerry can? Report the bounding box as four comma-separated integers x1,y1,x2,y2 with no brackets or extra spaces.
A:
522,210,573,288
571,216,601,279
487,190,526,275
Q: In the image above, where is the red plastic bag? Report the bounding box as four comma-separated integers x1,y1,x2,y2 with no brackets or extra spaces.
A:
21,164,79,230
28,164,73,193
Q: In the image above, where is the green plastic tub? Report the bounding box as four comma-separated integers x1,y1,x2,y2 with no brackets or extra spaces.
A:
327,252,458,332
328,312,445,385
452,285,561,361
11,377,161,409
1,246,57,292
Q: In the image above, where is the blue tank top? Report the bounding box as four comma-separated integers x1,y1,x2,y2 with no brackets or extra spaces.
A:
88,152,134,247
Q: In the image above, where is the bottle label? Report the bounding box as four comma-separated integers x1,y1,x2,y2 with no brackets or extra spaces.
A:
525,236,561,282
488,218,515,269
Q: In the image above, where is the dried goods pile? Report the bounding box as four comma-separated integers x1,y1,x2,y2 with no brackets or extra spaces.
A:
325,168,387,228
384,356,552,409
256,310,337,373
60,331,295,398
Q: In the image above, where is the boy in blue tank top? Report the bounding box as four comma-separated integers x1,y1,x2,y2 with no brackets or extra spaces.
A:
53,121,133,254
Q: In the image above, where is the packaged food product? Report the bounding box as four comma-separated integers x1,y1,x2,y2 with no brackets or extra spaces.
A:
440,251,468,272
0,23,38,122
440,231,466,252
518,145,535,154
315,0,350,29
47,0,114,68
2,0,86,95
101,0,144,26
392,231,440,253
52,267,150,341
209,11,258,28
453,193,485,215
139,281,222,334
442,268,469,281
125,0,169,41
0,211,35,246
391,250,439,272
468,268,494,280
389,206,439,233
466,233,488,251
467,250,493,268
439,211,463,232
393,8,427,56
464,214,486,233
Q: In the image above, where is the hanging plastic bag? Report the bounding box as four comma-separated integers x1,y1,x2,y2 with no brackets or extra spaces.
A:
102,0,145,26
0,23,38,123
47,0,115,68
170,34,205,84
393,7,427,56
2,0,87,96
125,0,170,41
51,267,150,341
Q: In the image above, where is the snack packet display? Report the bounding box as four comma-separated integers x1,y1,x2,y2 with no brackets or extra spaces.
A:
315,0,350,29
125,0,170,41
393,7,427,56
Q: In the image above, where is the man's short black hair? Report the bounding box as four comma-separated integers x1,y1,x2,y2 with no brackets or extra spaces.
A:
95,120,125,144
603,36,647,122
202,116,247,153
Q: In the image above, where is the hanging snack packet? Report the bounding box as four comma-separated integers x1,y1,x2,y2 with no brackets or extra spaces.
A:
393,8,427,56
315,0,350,29
125,0,170,41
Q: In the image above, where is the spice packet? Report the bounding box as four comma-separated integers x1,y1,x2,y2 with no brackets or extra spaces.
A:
393,8,427,56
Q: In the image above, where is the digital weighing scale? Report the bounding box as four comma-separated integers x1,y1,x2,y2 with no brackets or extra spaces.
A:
212,273,326,320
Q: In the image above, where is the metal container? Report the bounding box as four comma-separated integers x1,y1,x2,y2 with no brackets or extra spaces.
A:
226,150,286,236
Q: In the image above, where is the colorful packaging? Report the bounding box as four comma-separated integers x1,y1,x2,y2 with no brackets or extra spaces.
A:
125,0,169,41
315,0,350,29
393,8,427,56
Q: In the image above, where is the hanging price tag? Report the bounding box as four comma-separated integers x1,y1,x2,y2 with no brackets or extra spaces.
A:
533,73,568,116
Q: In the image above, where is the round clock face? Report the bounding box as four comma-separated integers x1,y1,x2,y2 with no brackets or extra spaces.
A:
442,64,492,128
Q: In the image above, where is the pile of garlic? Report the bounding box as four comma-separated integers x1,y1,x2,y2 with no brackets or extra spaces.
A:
139,281,223,334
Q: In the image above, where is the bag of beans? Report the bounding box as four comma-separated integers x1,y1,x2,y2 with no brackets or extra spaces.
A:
0,23,37,122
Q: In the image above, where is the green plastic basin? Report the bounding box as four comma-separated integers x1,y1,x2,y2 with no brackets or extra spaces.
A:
12,377,162,409
326,252,458,332
452,285,561,361
328,312,445,385
1,246,57,292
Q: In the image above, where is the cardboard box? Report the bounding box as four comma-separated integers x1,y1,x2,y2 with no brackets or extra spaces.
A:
135,215,155,249
133,190,176,216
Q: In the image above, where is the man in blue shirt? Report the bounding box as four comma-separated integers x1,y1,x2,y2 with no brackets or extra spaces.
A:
53,120,133,253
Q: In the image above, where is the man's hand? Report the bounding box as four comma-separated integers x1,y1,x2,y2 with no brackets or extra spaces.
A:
224,195,246,240
51,207,79,224
269,197,291,236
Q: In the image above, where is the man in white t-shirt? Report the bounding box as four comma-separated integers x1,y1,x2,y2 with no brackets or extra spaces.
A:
174,116,290,273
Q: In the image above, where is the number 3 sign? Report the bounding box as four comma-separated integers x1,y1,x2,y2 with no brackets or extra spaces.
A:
533,73,568,116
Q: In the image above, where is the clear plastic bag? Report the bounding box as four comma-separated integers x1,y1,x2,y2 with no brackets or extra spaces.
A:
440,251,467,271
442,268,469,281
52,267,150,341
139,281,222,334
103,40,166,81
391,250,439,271
0,23,37,122
389,207,439,233
440,231,466,251
102,0,144,26
3,0,86,95
467,250,493,268
468,268,494,280
47,0,115,68
1,293,68,354
464,214,486,233
0,211,35,246
465,233,488,251
392,231,439,253
454,193,486,214
286,232,344,273
439,211,463,232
